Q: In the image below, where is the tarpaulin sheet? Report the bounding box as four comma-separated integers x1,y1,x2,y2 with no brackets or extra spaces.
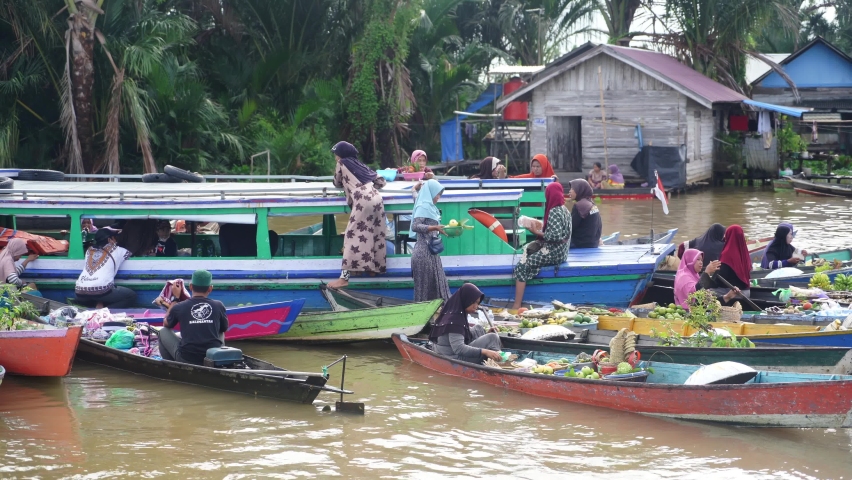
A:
630,146,686,189
441,84,502,162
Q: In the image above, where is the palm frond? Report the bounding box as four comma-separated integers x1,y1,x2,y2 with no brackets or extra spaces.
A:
100,68,125,174
0,110,19,168
60,31,83,175
122,77,156,173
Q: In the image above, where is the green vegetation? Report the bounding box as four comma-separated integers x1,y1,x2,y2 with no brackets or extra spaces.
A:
0,285,39,331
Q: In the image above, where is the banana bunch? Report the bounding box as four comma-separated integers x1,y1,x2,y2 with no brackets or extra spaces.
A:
834,273,852,292
809,272,833,291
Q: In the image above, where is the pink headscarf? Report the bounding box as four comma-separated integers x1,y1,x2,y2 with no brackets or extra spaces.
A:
0,238,29,283
673,249,702,308
410,150,427,164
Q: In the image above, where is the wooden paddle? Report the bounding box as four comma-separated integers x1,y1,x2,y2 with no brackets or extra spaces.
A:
714,274,763,312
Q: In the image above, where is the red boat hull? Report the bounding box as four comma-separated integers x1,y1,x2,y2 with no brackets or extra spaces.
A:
0,326,82,376
393,334,852,427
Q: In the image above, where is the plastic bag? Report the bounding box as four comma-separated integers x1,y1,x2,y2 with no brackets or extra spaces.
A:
772,289,791,303
105,329,135,349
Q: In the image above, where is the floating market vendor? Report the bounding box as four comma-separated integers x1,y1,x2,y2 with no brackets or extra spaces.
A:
470,157,507,179
605,164,624,188
328,141,387,289
0,238,39,293
674,249,742,308
761,223,806,269
702,225,751,305
430,283,503,364
74,228,136,308
410,179,450,302
511,154,556,179
567,179,602,248
398,150,434,179
587,162,606,188
677,223,726,266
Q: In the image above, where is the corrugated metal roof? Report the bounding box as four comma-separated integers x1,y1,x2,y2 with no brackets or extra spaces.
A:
743,99,810,118
801,112,842,122
609,46,748,104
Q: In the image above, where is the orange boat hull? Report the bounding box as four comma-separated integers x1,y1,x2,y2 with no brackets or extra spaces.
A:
0,326,82,376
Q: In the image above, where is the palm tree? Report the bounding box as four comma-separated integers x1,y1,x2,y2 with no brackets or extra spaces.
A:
496,0,596,65
598,0,642,46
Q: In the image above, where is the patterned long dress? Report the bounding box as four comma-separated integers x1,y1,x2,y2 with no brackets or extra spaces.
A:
333,163,387,274
514,206,571,282
410,217,451,302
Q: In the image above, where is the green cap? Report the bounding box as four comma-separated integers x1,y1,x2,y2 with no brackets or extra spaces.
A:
191,269,213,288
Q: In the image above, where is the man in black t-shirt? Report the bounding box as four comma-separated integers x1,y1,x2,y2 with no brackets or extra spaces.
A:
158,269,229,365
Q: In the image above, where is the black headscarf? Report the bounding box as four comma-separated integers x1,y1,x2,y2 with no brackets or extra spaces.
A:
689,223,726,264
429,283,484,342
473,157,500,179
764,224,795,263
332,141,378,185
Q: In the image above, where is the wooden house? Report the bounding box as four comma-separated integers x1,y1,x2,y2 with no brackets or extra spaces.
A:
495,43,747,184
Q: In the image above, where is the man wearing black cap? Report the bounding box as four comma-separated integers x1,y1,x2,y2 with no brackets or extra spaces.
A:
159,269,229,365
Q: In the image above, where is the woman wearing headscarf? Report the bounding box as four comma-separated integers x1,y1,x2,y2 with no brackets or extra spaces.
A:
761,223,805,269
511,154,556,179
674,249,738,308
410,179,450,302
567,179,602,248
676,223,726,265
606,164,624,188
0,239,39,291
328,141,388,289
511,182,571,310
74,228,137,308
703,225,750,305
430,283,503,364
398,150,434,179
470,157,506,179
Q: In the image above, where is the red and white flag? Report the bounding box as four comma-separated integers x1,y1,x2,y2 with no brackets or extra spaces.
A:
652,171,669,214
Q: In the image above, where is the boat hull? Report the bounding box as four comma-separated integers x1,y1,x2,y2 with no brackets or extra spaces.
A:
0,326,82,376
393,334,852,428
0,365,4,385
76,339,326,403
790,177,852,197
260,299,442,343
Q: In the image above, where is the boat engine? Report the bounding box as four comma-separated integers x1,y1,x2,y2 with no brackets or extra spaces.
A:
203,346,245,368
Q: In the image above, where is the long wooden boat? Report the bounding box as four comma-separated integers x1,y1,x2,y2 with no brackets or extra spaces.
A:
321,285,411,310
76,338,350,403
500,333,852,374
5,178,673,309
634,282,785,310
393,334,852,428
0,325,82,376
755,265,852,288
23,294,305,341
256,298,443,343
597,316,852,348
603,228,677,246
790,177,852,197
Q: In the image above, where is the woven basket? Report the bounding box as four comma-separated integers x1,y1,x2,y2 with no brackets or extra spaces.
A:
718,302,742,323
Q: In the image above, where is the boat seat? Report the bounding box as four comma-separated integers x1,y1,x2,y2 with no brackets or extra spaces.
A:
203,346,244,368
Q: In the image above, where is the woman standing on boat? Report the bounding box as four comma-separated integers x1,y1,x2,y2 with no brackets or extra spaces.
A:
328,141,387,289
761,223,806,269
567,179,602,248
74,228,137,308
410,179,450,302
430,283,503,364
0,239,39,293
704,225,750,304
511,182,571,311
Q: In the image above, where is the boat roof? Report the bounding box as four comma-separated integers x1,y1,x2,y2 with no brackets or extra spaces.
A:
0,180,525,210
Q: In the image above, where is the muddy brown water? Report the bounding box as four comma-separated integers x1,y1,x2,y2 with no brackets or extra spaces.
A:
3,187,852,478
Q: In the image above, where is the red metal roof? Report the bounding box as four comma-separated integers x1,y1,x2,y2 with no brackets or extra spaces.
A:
609,46,748,104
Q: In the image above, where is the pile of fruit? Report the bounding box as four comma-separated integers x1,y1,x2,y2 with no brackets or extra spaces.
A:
647,303,687,320
564,366,600,379
809,272,832,290
833,273,852,292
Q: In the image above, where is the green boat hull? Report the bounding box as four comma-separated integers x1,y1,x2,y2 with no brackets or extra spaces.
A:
257,299,443,343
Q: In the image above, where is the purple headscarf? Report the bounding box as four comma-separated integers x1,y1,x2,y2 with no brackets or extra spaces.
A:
332,141,377,185
608,164,624,183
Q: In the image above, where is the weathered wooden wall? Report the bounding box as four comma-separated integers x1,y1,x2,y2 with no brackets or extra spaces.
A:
529,53,715,183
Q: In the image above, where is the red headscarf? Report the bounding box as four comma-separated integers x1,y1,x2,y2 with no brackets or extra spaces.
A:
542,182,565,232
719,225,751,285
512,154,555,179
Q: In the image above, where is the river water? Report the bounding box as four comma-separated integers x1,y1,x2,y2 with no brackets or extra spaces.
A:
3,187,852,479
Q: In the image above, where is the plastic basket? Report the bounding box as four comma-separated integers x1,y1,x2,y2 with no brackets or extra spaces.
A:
402,172,425,181
377,169,398,182
443,226,464,237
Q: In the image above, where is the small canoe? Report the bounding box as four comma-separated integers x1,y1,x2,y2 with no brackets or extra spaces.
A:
257,298,443,343
602,228,677,246
321,285,411,311
790,177,852,197
0,325,82,376
76,338,350,403
394,334,852,428
633,282,785,310
500,333,852,374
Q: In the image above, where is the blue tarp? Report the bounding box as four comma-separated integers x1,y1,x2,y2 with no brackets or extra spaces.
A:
743,99,810,118
441,84,503,162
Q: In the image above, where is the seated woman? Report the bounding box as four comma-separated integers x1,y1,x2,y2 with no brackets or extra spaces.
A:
761,223,806,269
677,223,726,265
567,179,602,248
0,239,39,293
703,225,751,305
155,221,178,257
398,150,434,179
511,154,556,179
470,157,506,179
587,162,606,188
512,182,571,310
605,165,624,188
81,218,98,233
674,249,741,308
429,283,503,364
75,228,137,308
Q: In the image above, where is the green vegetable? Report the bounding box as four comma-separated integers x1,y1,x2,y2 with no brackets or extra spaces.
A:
616,362,632,374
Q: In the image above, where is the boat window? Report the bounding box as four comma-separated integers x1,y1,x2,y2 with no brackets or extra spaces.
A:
268,213,351,257
5,215,72,257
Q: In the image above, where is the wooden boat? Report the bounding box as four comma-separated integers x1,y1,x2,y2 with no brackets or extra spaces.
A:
256,298,443,343
500,333,852,374
0,325,82,376
592,187,656,200
603,228,677,246
597,316,852,348
755,265,852,288
790,177,852,197
76,337,351,403
393,334,852,428
634,282,785,310
0,365,4,386
321,285,411,310
6,178,673,309
22,294,306,341
774,178,793,190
